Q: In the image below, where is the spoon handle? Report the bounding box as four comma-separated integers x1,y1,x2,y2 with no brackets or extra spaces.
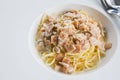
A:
112,6,120,9
116,13,120,17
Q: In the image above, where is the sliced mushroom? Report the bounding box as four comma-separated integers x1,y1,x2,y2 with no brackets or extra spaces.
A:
53,46,60,53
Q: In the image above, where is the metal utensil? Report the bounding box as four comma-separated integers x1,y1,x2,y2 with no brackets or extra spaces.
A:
101,0,120,17
106,0,120,9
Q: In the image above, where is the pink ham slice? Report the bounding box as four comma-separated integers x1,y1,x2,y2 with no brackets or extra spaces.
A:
59,62,74,74
59,31,68,40
73,45,81,53
104,42,112,49
61,26,75,36
51,35,58,45
62,58,70,64
55,54,63,62
81,41,90,51
54,64,62,71
64,43,76,52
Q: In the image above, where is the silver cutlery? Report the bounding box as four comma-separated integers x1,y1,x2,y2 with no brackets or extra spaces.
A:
101,0,120,17
106,0,120,9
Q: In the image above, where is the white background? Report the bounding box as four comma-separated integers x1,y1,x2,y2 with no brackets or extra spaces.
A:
0,0,120,80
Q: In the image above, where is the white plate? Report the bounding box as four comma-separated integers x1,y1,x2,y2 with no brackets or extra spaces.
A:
28,4,119,77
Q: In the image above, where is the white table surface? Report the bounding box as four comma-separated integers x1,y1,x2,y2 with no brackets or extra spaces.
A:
0,0,120,80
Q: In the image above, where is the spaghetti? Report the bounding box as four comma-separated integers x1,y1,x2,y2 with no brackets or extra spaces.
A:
35,10,112,74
